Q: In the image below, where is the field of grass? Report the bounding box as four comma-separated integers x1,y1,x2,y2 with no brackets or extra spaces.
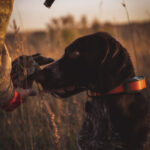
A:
0,14,150,150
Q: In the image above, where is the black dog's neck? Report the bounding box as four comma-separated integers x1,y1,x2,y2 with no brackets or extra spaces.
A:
90,47,135,93
89,71,135,94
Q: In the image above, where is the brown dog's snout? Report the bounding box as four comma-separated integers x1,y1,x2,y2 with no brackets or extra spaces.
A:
49,62,62,80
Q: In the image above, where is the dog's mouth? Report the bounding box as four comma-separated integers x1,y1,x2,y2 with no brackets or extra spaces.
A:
55,86,75,94
51,85,86,98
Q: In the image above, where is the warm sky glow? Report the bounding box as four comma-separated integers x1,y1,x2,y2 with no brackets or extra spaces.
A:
8,0,150,31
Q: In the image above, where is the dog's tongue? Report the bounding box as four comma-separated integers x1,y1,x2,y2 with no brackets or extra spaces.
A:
55,86,75,94
55,89,65,94
65,86,75,91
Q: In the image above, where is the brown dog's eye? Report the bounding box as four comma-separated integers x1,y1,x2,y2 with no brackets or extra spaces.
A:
69,50,80,59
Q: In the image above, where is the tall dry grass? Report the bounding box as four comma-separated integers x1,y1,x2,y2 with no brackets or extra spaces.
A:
0,12,150,150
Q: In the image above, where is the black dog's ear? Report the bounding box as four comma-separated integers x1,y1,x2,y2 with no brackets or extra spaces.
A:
32,53,54,66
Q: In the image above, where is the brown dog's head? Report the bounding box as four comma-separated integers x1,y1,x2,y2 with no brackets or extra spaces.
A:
36,32,135,98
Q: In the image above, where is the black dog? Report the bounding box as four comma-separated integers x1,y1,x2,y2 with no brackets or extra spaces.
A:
12,32,149,150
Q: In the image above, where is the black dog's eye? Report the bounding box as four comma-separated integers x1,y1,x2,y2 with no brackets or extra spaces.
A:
69,50,80,59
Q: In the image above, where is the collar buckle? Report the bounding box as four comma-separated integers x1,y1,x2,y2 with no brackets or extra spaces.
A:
123,76,146,93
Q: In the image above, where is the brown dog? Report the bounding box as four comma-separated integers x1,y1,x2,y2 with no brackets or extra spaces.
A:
12,32,150,150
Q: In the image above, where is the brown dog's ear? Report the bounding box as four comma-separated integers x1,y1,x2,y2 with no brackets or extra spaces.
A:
32,53,54,66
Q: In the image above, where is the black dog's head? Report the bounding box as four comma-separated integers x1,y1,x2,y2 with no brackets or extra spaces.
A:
36,32,135,98
11,53,54,89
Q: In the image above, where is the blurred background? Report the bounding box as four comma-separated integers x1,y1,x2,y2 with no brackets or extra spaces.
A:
0,0,150,150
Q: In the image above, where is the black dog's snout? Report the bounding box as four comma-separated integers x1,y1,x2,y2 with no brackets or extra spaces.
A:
48,62,62,80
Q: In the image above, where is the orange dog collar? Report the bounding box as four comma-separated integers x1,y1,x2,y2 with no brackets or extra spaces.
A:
89,76,146,97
